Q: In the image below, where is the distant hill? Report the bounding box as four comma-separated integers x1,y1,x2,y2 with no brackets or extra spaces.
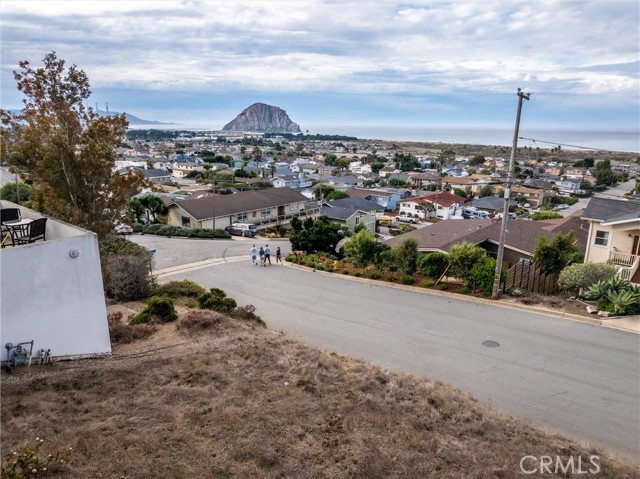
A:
223,103,301,133
6,108,168,125
96,110,170,125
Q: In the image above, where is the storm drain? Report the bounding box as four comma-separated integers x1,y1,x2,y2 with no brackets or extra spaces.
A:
482,340,500,348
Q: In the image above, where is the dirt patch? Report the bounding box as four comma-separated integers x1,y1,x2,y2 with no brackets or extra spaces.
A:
1,308,637,478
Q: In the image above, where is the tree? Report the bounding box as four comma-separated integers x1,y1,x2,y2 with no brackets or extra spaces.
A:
289,217,342,254
557,262,618,296
437,149,456,172
448,242,487,285
3,52,144,237
325,190,349,201
343,229,380,267
532,231,581,275
392,238,419,274
530,211,563,221
592,159,614,185
0,180,34,206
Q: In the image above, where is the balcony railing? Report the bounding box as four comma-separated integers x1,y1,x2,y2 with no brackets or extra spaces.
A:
610,251,639,268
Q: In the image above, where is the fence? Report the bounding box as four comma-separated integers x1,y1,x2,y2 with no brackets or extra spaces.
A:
503,261,559,295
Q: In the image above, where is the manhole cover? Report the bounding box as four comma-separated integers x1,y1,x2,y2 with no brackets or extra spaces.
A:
482,340,500,348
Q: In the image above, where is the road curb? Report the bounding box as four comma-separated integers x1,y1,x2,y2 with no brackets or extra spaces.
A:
283,261,637,332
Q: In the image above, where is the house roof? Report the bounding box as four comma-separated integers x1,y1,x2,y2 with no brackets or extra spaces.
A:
581,197,640,224
326,197,385,212
346,188,393,198
384,218,557,255
173,187,308,220
472,196,504,211
536,215,589,254
320,206,368,221
419,191,466,207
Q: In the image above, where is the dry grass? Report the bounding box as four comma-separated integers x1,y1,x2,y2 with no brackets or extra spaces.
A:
1,308,638,479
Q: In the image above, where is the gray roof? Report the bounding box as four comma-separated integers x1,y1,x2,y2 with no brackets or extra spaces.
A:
326,197,384,212
581,197,640,223
472,196,504,211
384,219,558,255
320,206,365,221
173,187,308,220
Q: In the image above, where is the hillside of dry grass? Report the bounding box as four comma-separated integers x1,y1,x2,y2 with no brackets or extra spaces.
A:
1,306,638,479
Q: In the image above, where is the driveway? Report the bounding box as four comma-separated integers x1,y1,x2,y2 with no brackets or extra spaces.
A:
132,235,640,464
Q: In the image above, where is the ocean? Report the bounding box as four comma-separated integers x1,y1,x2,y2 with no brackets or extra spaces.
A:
129,123,639,153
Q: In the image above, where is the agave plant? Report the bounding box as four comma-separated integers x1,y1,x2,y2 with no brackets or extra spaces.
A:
606,275,630,294
585,280,610,300
606,290,640,316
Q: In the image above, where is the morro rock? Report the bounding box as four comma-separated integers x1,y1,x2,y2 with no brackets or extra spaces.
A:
222,103,301,133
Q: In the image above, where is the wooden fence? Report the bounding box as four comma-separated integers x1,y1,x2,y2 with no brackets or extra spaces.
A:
503,262,559,295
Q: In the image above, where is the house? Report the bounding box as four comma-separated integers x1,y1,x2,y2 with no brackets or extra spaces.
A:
319,206,376,233
398,191,466,220
554,178,582,195
581,197,640,283
384,218,573,268
271,173,312,190
471,196,504,214
167,187,317,230
171,162,204,178
345,188,405,212
142,168,173,184
323,197,385,216
511,185,556,207
1,202,111,361
408,172,442,190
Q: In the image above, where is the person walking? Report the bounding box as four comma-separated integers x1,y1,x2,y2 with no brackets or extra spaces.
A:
264,244,271,265
258,246,265,266
250,244,257,265
275,246,282,264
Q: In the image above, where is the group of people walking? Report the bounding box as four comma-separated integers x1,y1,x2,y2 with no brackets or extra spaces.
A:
250,244,282,266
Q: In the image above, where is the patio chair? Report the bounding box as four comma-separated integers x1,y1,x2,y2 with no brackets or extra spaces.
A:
0,208,21,247
14,217,47,245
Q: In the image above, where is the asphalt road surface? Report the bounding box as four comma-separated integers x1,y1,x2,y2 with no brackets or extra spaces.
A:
133,235,640,464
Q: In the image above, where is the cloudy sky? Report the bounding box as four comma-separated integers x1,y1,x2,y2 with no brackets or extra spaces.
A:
1,1,638,141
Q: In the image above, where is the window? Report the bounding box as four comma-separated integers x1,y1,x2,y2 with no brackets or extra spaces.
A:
237,212,247,221
288,203,299,212
181,216,190,227
261,208,271,218
594,230,609,246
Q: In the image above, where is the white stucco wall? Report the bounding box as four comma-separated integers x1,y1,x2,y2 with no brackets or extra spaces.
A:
0,233,111,361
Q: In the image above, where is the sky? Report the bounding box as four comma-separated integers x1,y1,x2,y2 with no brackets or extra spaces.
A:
1,0,639,148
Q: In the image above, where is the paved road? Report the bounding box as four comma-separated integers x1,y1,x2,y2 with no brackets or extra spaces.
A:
134,235,640,463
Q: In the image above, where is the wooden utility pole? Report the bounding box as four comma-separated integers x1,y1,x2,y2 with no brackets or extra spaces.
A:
491,89,530,299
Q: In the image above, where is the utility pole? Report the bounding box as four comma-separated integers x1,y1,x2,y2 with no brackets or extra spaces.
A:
491,88,530,299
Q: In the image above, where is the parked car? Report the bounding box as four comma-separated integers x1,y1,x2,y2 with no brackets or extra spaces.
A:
553,204,569,211
115,223,133,235
225,223,258,237
396,216,418,224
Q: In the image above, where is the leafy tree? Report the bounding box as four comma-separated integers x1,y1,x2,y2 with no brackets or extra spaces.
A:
392,238,419,274
469,155,486,166
139,195,168,223
127,197,146,223
452,188,467,198
592,159,614,185
437,149,456,171
2,52,144,237
448,242,487,285
370,162,385,173
417,252,449,278
343,229,380,267
324,153,338,166
289,217,342,254
325,190,349,201
532,231,581,275
468,256,498,294
479,185,493,198
394,153,419,172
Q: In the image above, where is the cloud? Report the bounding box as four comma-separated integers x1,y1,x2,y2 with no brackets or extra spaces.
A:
1,0,638,131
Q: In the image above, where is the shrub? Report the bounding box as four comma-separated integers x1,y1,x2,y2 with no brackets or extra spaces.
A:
369,271,381,280
459,286,470,294
353,271,362,277
99,236,154,301
387,275,397,282
530,211,563,221
153,280,206,298
448,242,487,285
417,252,449,278
400,274,415,285
532,231,581,275
392,238,419,274
284,253,297,263
508,287,524,297
342,270,350,275
108,311,157,344
130,296,178,324
232,305,266,326
303,253,320,268
420,279,434,288
342,229,380,267
1,437,72,478
176,310,225,331
198,288,237,315
586,277,640,316
439,283,449,290
468,256,498,294
557,262,618,295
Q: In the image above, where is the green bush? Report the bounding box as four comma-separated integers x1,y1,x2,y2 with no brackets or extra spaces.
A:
284,253,297,263
130,296,177,324
530,211,563,221
387,275,396,282
459,286,470,294
354,271,362,277
586,278,640,316
420,279,434,288
448,242,487,285
557,262,618,295
198,288,237,315
400,274,415,285
417,252,449,278
153,280,206,298
342,270,350,275
392,238,419,274
468,256,498,294
369,271,381,280
439,283,449,291
303,253,320,268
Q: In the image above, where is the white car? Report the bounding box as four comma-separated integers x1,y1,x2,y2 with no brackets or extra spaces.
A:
115,223,133,235
396,216,418,224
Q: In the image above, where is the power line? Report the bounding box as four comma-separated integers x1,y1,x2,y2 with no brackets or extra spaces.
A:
518,136,636,154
